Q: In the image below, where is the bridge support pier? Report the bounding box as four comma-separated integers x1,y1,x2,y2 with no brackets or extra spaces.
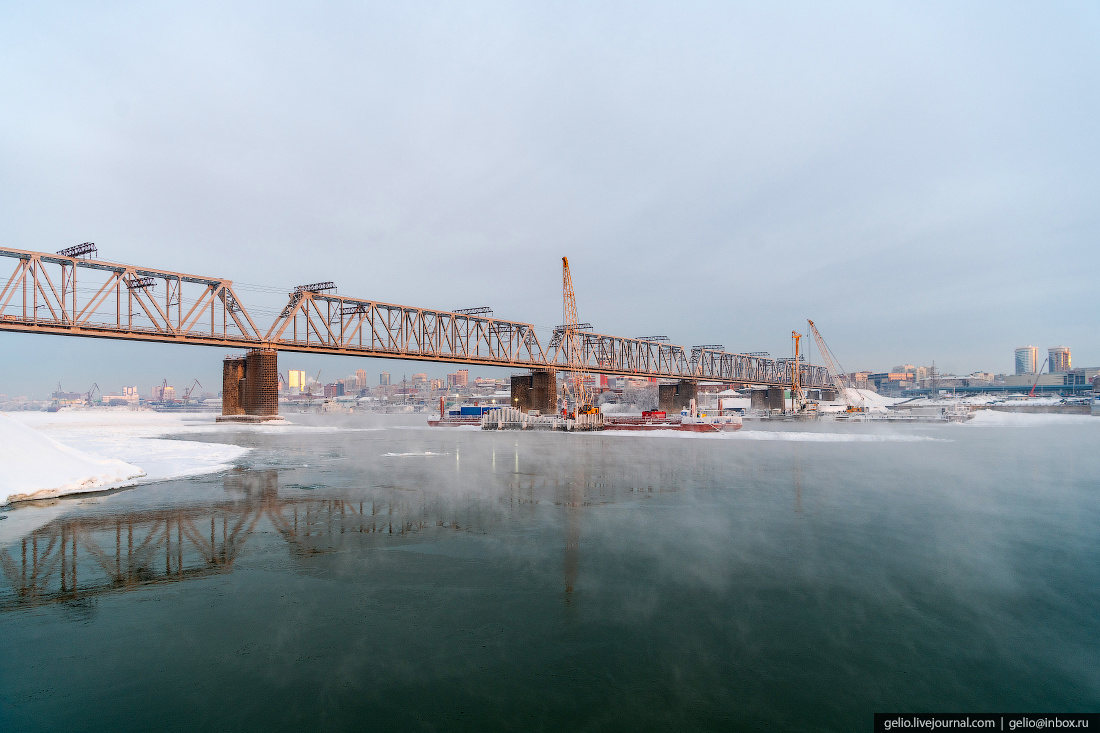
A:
767,387,786,412
219,349,281,422
658,380,697,412
748,386,787,412
511,370,557,414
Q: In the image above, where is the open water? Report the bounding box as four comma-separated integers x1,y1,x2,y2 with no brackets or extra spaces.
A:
1,412,1098,731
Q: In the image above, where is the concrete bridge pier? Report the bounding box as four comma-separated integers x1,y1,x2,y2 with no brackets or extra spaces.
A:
658,380,697,412
511,369,557,414
749,387,788,412
219,348,281,422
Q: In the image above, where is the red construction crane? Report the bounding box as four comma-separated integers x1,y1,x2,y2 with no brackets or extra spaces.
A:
1029,358,1049,398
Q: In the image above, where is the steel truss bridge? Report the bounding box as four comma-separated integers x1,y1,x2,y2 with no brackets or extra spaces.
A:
0,245,828,387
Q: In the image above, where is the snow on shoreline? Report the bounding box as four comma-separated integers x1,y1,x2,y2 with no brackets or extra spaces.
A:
0,413,146,503
2,411,251,505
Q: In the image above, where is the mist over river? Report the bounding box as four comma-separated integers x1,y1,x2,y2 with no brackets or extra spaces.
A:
2,412,1098,731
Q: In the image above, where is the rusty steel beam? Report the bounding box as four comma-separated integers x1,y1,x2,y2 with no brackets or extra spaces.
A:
0,245,830,386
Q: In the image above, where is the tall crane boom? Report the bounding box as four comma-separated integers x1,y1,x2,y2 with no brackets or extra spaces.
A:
1028,357,1049,398
807,319,863,411
791,331,805,411
561,257,593,416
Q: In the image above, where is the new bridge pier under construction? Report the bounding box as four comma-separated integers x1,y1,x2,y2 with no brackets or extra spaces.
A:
0,244,832,419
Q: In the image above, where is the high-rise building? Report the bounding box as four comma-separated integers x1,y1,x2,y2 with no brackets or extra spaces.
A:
1015,346,1038,375
355,369,366,390
1049,346,1071,373
411,373,428,386
447,370,470,389
288,370,306,393
380,372,390,386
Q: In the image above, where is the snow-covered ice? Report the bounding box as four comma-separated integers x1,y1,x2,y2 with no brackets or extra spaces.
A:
1,410,250,505
0,412,145,504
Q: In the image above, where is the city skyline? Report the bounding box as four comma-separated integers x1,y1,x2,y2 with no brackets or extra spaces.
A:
4,341,1091,403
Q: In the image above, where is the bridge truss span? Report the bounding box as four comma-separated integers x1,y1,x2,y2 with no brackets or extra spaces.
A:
0,246,263,347
264,290,548,368
548,330,831,387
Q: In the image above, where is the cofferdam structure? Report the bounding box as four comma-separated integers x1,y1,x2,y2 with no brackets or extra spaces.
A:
0,244,830,417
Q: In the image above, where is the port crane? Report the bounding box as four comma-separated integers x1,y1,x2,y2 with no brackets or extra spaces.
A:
182,379,202,405
560,257,597,418
305,369,322,405
807,319,864,412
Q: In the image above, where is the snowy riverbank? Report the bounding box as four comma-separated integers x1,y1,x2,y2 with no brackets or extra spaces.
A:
1,411,250,505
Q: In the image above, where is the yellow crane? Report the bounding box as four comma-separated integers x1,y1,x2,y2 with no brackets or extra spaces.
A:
807,319,865,412
561,257,598,417
791,331,805,412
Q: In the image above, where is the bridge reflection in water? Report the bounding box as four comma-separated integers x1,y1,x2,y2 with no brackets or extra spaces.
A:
0,466,625,612
0,471,503,611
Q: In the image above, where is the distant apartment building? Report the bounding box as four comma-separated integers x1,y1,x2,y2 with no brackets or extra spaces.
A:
151,384,176,401
288,370,307,393
123,386,139,402
1049,346,1071,373
379,372,390,386
355,369,367,391
846,372,870,389
411,373,428,386
430,378,445,390
1015,346,1038,375
447,370,470,388
323,383,344,398
868,372,917,391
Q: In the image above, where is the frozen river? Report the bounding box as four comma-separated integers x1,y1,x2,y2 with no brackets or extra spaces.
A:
1,411,1098,730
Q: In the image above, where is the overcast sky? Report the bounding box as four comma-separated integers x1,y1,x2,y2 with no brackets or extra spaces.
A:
1,1,1097,396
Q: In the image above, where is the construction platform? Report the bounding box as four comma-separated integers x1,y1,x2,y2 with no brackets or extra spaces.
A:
481,407,604,432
